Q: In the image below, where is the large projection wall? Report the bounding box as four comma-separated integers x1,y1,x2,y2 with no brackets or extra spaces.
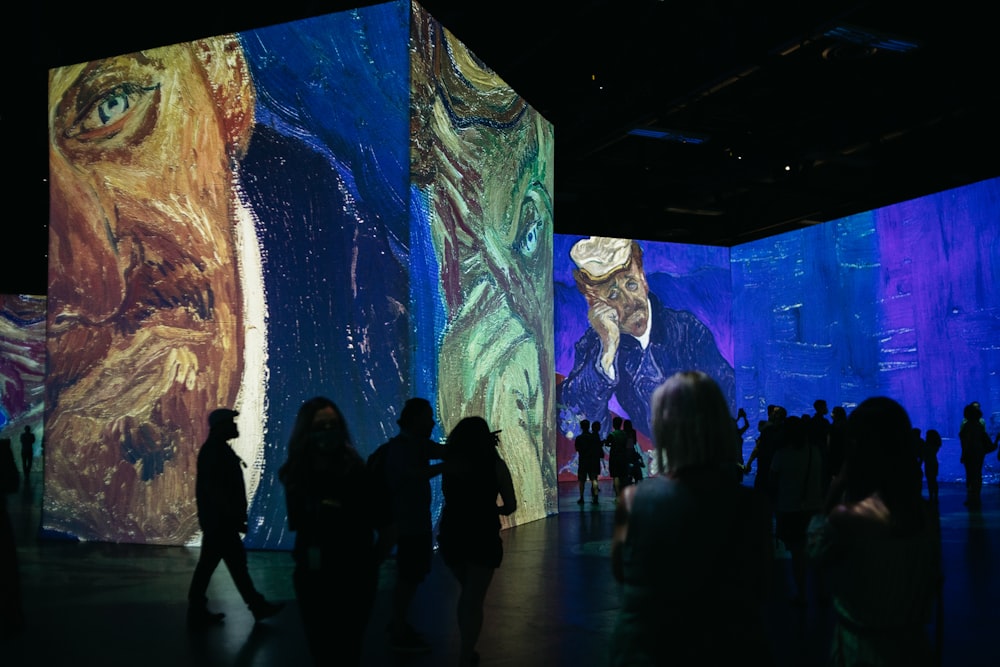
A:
45,0,554,547
555,176,1000,485
734,176,1000,484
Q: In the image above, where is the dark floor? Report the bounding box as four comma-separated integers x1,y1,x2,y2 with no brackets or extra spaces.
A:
3,470,999,667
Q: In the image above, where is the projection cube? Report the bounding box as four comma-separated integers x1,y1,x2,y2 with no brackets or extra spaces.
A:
46,1,555,547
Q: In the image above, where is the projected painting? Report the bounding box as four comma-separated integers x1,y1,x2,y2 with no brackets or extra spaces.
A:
733,176,1000,483
0,295,46,460
46,0,554,547
410,6,557,522
554,235,734,480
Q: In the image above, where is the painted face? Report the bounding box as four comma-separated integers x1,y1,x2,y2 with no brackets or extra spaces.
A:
46,39,251,544
594,262,650,338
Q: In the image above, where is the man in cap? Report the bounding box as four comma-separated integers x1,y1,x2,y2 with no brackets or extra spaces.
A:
186,408,283,629
559,237,735,445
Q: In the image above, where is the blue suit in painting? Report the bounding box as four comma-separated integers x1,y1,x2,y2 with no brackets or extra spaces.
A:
559,292,735,438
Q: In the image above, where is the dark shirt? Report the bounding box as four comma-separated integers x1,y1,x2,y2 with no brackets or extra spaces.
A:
195,435,248,535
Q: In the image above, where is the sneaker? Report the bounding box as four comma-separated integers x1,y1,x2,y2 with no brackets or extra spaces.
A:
576,498,584,505
389,626,431,654
250,599,285,622
592,496,599,504
187,607,225,629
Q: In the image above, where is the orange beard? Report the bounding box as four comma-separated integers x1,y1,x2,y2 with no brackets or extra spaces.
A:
45,213,243,546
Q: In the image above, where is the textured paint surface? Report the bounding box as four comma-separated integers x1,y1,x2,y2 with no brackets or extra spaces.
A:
733,177,1000,483
44,1,556,547
554,235,733,481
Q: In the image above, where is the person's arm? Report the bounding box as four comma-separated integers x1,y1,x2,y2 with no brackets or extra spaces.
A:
610,483,636,583
496,457,517,516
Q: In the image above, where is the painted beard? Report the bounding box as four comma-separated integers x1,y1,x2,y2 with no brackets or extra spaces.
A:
45,216,243,546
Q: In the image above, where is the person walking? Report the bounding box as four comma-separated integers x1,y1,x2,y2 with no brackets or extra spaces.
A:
186,409,284,629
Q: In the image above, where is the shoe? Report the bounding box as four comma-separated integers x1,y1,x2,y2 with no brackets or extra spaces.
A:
592,497,599,504
187,607,225,629
389,626,432,654
250,599,285,622
577,498,584,505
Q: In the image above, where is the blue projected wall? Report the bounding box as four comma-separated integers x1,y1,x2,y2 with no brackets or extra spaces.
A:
734,177,1000,483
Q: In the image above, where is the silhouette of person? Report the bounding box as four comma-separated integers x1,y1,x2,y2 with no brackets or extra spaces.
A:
623,419,644,485
381,398,447,653
922,429,942,504
609,371,773,666
187,409,283,629
605,416,630,499
278,397,388,666
959,402,992,509
0,436,24,638
745,404,788,499
769,416,825,606
437,417,517,667
827,406,848,487
808,397,941,666
18,426,35,481
575,419,602,505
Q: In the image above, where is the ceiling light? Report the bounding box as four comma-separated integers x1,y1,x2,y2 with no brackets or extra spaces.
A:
627,128,709,144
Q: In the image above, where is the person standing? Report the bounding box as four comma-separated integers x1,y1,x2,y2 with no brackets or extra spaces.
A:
808,397,941,666
605,417,629,500
959,402,994,509
382,398,448,653
575,419,602,505
609,371,773,666
186,409,283,629
279,397,389,666
19,426,35,482
437,417,517,667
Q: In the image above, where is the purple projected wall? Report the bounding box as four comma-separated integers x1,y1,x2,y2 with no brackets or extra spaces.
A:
734,176,1000,484
45,1,554,547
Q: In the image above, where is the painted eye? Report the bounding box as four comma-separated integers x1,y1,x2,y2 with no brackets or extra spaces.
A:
513,183,552,259
64,82,159,141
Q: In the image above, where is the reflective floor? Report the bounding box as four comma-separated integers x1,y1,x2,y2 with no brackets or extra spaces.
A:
3,471,999,666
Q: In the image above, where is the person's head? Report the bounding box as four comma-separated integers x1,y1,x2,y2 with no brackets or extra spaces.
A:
813,399,828,416
623,419,633,433
570,238,650,338
964,402,983,422
398,398,435,439
24,425,31,432
650,371,739,476
45,36,257,544
445,416,496,467
591,421,601,434
612,416,623,430
281,397,357,486
831,405,847,423
844,396,921,508
579,419,590,433
208,408,239,441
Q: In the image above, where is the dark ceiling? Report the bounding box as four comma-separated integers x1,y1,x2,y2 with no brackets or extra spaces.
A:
9,0,999,296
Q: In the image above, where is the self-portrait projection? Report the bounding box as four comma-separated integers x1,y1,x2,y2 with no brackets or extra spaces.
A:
555,236,734,480
0,295,46,449
410,5,557,522
733,176,1000,484
47,1,555,546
